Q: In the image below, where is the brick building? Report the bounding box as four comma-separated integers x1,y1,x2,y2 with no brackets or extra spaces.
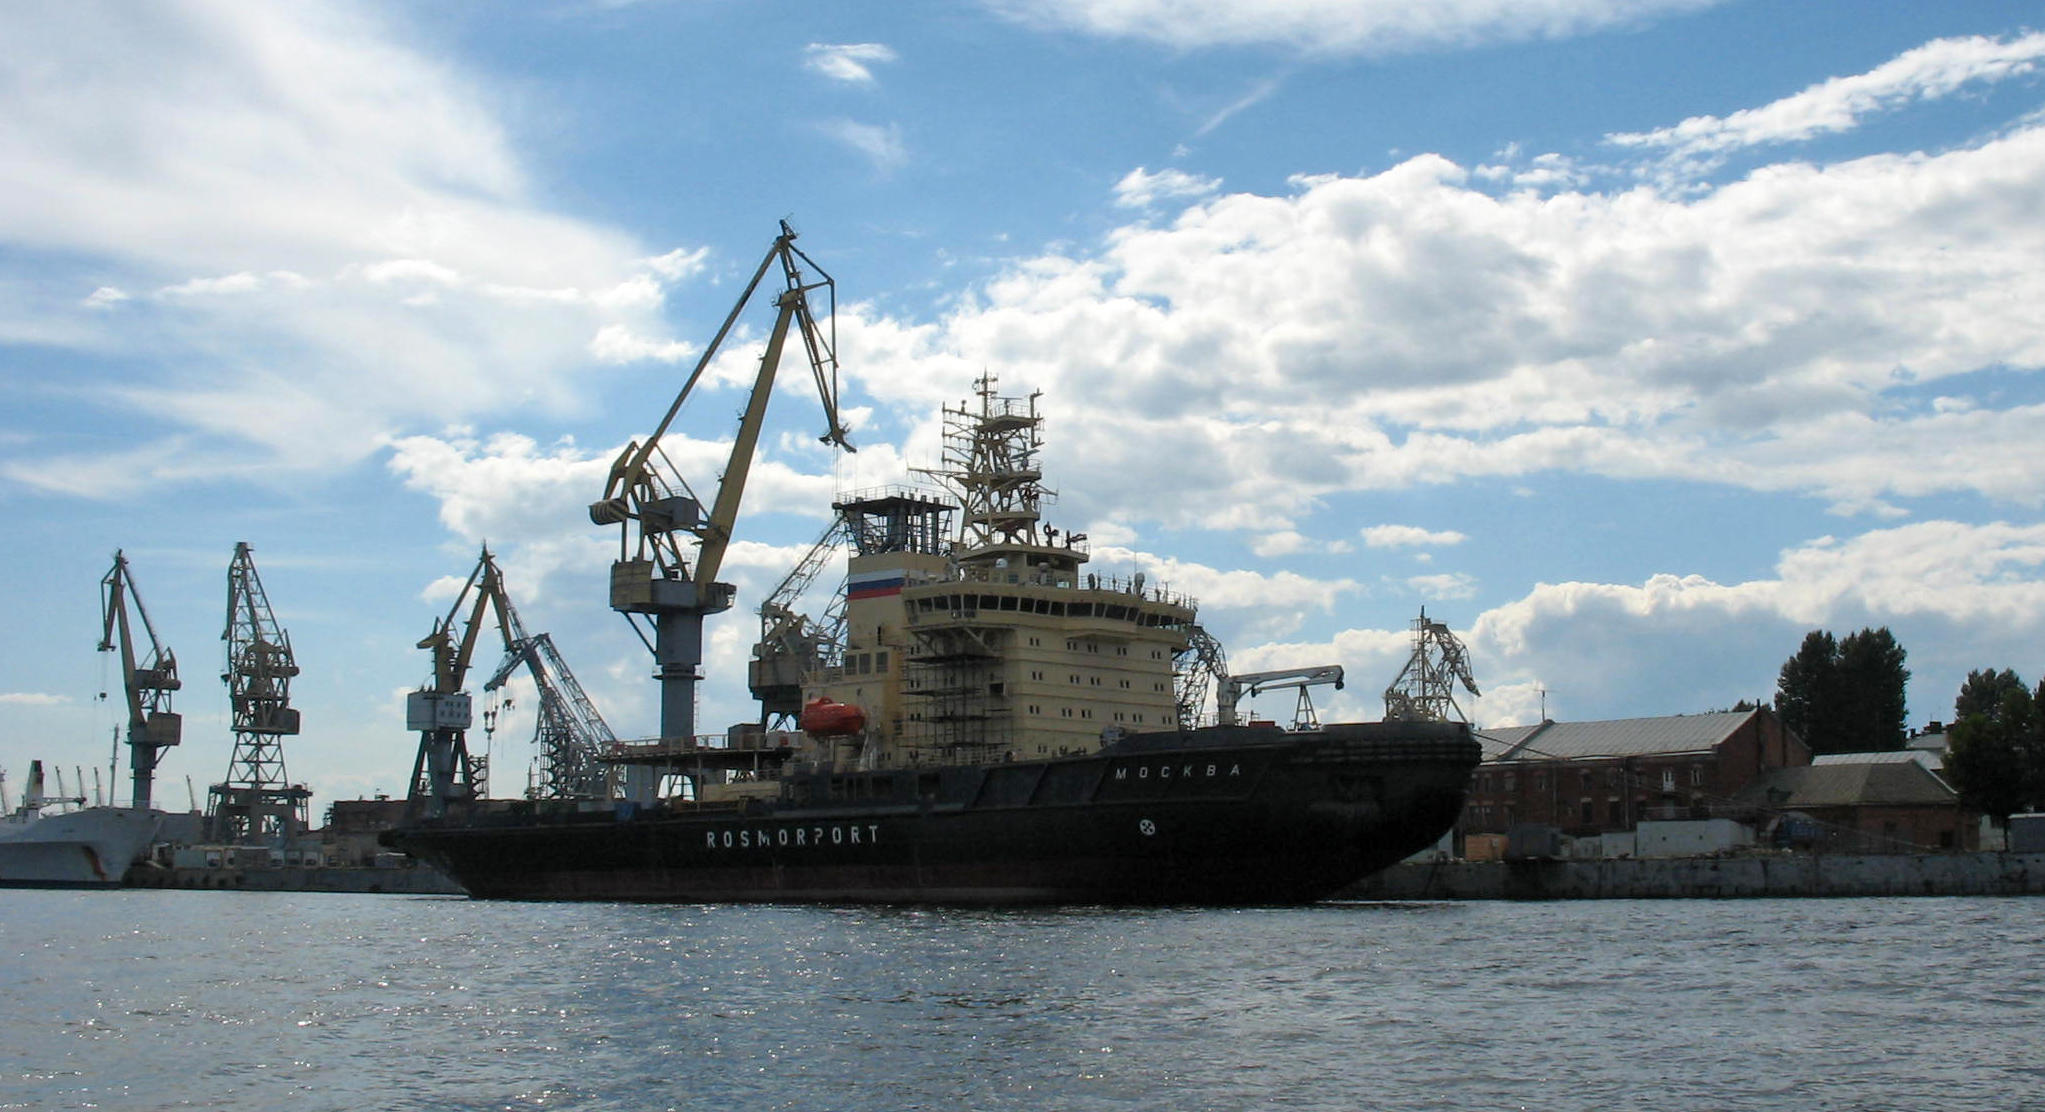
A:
1462,708,1811,839
1732,760,1976,852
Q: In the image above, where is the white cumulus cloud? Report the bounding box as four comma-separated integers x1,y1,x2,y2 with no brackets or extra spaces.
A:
804,42,898,84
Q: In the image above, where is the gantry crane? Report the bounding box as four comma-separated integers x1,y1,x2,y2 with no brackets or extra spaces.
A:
209,542,310,842
98,551,181,811
589,221,853,798
1383,608,1481,723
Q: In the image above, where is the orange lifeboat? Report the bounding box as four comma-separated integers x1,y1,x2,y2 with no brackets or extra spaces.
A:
799,697,867,738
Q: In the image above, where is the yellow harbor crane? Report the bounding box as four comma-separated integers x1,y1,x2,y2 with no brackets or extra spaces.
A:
589,221,853,800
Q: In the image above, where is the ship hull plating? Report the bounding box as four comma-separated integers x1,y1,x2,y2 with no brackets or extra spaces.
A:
0,807,163,888
388,723,1478,905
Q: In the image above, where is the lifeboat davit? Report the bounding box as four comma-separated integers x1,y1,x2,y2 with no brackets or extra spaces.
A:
799,697,866,738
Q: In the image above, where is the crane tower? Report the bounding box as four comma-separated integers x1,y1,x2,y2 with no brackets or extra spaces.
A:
209,542,310,843
589,221,852,800
98,551,181,810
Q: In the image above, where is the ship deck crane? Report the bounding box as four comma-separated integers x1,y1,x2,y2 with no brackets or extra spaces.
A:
98,551,181,810
1220,665,1346,730
1174,624,1228,729
1383,608,1480,723
590,221,854,799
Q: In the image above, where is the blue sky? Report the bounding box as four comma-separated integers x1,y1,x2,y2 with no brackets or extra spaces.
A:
4,0,2045,813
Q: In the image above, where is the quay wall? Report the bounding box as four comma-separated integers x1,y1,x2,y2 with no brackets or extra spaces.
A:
125,863,465,895
1344,851,2045,900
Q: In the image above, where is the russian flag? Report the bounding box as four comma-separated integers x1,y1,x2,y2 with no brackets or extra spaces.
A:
847,568,907,600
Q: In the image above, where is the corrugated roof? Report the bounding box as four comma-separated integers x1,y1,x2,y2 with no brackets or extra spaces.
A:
1474,711,1757,763
1813,750,1942,773
1732,762,1955,808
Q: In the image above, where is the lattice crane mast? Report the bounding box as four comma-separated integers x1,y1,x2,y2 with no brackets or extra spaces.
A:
1174,624,1228,729
481,620,617,802
210,542,310,842
98,551,181,810
406,547,518,817
1383,608,1481,723
589,221,853,795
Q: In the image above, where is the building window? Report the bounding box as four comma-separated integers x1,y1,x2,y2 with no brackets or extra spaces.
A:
1661,769,1676,792
1690,765,1705,786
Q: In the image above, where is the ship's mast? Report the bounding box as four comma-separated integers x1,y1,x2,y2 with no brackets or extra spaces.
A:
921,374,1070,561
209,542,310,842
98,551,181,810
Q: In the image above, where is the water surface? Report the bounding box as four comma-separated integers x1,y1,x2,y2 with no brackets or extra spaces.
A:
4,892,2038,1110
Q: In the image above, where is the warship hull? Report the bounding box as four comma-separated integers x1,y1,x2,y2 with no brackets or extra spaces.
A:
388,722,1479,904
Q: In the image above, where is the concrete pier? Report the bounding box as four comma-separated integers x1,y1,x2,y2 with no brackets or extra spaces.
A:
1343,851,2045,900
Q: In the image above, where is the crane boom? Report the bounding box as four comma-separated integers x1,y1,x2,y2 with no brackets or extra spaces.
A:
98,551,181,810
1219,665,1345,730
483,630,616,801
749,515,852,726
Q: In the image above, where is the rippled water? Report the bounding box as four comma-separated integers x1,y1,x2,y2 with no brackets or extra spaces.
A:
4,891,2041,1111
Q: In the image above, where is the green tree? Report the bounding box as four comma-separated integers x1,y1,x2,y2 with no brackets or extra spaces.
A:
1954,668,2025,724
1774,627,1911,755
1837,627,1909,750
1776,630,1842,752
1944,685,2040,827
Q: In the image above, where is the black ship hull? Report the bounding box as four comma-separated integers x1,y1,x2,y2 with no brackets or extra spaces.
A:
385,722,1480,905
